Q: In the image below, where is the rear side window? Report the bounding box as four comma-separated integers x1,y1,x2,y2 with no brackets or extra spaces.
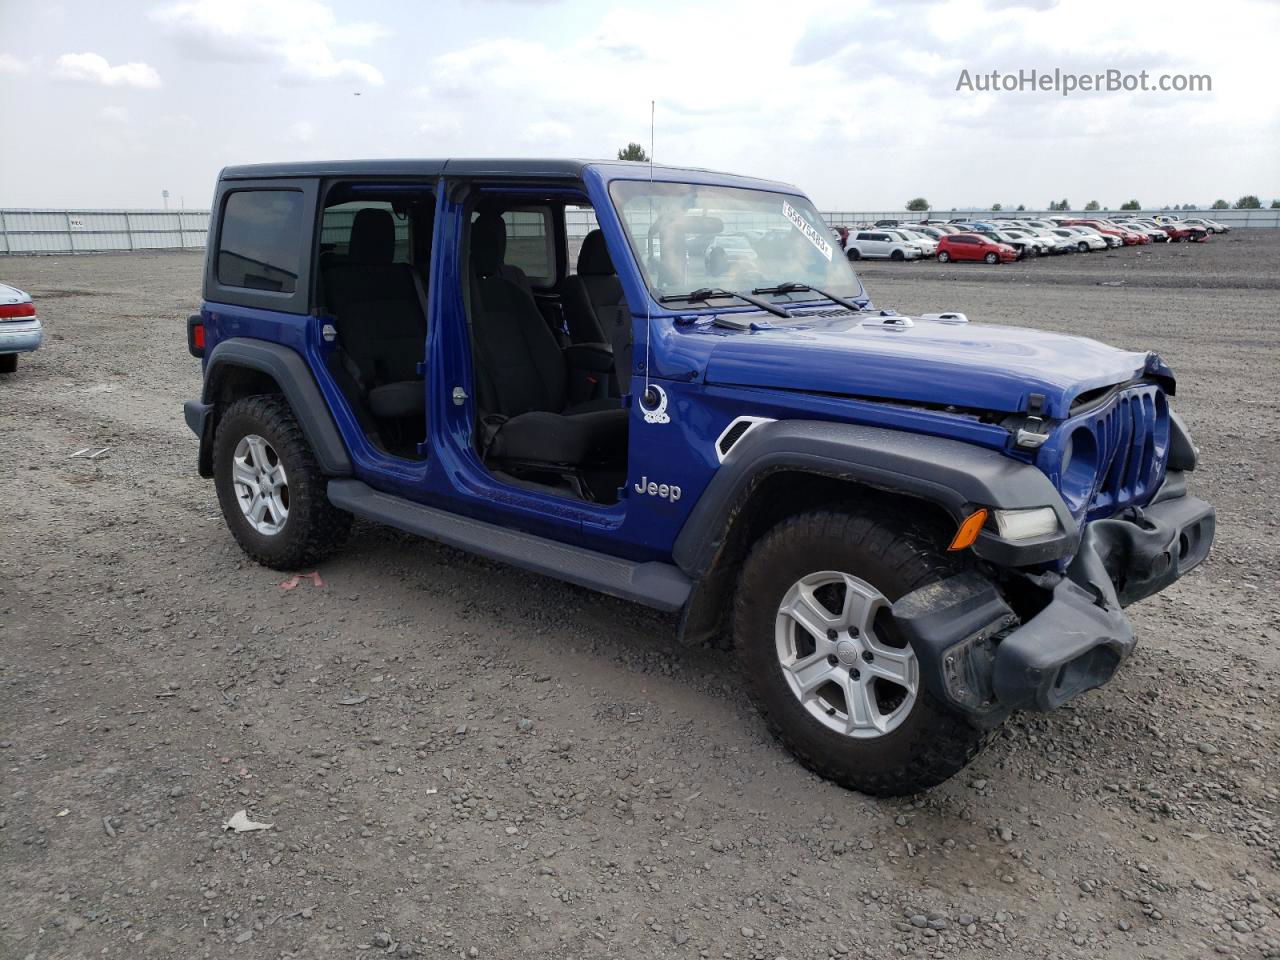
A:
217,190,304,293
502,208,554,284
321,200,412,263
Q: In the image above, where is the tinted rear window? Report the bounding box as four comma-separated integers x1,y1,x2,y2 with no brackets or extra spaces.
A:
217,190,304,293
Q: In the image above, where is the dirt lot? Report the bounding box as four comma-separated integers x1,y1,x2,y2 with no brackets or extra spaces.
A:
2,233,1277,960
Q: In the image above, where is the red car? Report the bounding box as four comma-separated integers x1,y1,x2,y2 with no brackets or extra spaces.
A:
936,233,1018,264
1061,218,1145,245
1160,222,1210,242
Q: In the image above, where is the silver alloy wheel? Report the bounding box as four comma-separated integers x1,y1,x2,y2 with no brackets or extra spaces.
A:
774,571,918,739
231,434,289,536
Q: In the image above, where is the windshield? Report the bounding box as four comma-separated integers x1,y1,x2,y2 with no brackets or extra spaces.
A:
608,180,864,303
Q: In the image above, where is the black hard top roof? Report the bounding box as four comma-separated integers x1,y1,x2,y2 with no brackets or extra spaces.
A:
218,158,798,193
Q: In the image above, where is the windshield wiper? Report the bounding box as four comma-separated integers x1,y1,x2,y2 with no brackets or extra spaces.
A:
751,281,863,312
658,287,790,319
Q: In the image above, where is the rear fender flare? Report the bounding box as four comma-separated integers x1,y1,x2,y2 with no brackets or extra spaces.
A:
201,338,352,476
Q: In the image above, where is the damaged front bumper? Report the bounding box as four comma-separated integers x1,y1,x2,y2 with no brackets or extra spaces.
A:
893,490,1215,728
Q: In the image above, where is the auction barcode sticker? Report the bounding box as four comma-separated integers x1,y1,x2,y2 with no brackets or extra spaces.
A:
782,200,833,261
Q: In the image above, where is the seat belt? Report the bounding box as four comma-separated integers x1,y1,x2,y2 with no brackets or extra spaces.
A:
410,267,430,330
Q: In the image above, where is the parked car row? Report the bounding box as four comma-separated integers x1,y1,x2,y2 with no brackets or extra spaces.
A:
833,213,1226,265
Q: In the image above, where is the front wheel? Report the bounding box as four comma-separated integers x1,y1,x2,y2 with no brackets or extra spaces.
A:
0,353,17,373
937,250,951,263
213,395,352,569
733,509,991,796
890,249,905,261
984,252,999,264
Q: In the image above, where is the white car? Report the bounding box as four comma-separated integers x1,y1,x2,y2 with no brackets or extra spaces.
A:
910,225,952,242
1052,227,1107,252
844,230,922,261
0,282,42,373
1016,226,1077,254
1112,219,1169,242
1182,217,1229,234
889,228,938,256
993,228,1051,257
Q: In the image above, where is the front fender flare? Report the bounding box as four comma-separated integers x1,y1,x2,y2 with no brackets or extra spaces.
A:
672,419,1077,579
201,338,352,477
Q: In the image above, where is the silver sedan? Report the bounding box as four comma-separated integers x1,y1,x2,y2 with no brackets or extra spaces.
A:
0,282,42,373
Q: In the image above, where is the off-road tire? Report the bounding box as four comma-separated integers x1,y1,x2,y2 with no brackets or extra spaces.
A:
213,395,352,569
0,353,17,373
733,508,992,796
937,251,950,263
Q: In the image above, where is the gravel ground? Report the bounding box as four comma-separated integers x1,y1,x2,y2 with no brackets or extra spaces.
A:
1,233,1277,960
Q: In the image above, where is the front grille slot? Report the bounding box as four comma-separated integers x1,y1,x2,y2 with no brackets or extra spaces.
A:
1055,384,1170,522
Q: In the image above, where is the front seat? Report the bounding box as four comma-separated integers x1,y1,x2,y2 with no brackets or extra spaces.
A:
322,208,427,420
561,228,632,392
469,213,626,467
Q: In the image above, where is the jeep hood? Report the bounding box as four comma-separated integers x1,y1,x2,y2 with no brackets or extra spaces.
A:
701,313,1172,419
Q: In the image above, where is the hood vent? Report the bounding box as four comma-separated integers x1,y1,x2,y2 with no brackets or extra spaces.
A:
790,307,857,319
715,416,775,462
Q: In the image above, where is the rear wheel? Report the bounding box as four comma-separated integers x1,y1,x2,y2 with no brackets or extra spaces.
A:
984,251,999,264
733,508,991,796
0,353,16,373
937,251,951,263
213,395,352,569
846,248,861,261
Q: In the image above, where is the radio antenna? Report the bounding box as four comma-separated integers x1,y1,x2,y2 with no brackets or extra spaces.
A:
643,99,654,396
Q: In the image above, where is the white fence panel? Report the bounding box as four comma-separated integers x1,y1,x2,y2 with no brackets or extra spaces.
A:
2,205,1276,256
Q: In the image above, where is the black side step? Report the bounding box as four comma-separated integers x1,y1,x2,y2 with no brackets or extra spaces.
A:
327,479,692,613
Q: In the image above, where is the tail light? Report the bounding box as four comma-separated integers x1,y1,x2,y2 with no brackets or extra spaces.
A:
187,314,205,358
0,302,35,321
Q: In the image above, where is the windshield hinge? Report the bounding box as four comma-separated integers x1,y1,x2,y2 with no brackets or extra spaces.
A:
1014,417,1051,449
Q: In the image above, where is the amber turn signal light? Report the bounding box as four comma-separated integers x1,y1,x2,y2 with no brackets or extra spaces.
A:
948,509,989,552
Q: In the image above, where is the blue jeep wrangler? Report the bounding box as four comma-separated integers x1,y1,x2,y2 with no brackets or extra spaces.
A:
184,159,1214,795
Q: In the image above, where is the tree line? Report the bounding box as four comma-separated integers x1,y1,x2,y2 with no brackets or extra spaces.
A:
904,195,1277,212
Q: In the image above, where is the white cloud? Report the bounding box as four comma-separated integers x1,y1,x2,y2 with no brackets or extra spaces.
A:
287,120,315,143
520,120,573,144
99,105,131,123
0,53,31,75
151,0,386,86
54,52,162,89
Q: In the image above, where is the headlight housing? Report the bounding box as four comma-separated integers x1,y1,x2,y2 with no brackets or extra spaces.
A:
990,506,1060,541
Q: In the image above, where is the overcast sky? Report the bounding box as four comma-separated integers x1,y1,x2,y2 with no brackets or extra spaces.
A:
1,0,1277,210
